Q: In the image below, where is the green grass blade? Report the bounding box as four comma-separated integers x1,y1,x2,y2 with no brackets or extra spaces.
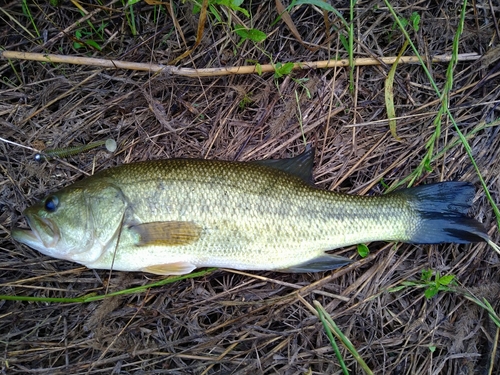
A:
22,0,40,38
348,0,355,93
385,39,408,140
316,302,350,374
314,300,373,374
0,268,217,304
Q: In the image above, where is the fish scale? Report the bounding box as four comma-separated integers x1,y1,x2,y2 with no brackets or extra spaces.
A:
12,149,491,275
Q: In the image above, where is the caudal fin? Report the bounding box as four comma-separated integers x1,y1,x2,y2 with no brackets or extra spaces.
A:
392,182,490,244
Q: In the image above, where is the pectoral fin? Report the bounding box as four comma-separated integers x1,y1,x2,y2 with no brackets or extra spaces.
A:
130,221,202,246
142,261,197,275
277,254,352,273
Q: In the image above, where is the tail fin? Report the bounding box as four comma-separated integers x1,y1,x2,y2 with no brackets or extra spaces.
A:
393,182,490,244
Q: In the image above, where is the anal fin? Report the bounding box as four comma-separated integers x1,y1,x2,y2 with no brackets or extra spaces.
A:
277,254,352,273
142,261,197,275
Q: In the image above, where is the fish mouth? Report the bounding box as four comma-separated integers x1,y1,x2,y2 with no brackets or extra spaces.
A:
12,215,61,251
11,226,39,244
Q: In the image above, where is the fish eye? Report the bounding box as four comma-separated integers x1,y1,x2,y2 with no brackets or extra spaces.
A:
44,196,59,212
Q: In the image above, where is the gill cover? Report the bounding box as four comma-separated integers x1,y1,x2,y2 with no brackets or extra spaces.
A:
73,181,129,263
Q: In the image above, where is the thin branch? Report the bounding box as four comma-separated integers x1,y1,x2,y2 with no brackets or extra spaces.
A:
1,50,480,77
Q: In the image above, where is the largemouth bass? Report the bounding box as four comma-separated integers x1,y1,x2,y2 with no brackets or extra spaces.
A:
12,148,491,275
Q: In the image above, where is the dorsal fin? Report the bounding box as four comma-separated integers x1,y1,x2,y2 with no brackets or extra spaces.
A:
252,146,315,183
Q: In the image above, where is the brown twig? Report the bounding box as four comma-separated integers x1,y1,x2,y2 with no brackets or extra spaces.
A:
1,50,481,77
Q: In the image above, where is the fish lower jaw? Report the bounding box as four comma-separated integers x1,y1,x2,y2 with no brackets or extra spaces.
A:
12,228,56,256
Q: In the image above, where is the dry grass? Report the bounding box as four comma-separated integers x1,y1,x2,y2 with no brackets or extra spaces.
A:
1,1,499,374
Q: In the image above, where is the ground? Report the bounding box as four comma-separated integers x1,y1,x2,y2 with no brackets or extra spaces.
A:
0,1,499,374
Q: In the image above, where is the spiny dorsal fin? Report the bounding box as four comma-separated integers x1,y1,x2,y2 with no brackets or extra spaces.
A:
252,146,315,183
130,221,202,246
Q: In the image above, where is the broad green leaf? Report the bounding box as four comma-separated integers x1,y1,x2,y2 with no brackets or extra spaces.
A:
357,243,369,258
255,63,262,76
438,274,455,286
86,40,102,50
215,0,249,17
274,61,294,78
424,286,439,299
410,12,420,31
209,4,222,23
234,27,267,43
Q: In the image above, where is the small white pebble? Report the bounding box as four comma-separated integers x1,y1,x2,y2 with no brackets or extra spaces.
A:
105,139,117,153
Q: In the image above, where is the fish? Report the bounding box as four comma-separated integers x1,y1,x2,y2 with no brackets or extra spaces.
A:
11,148,493,276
